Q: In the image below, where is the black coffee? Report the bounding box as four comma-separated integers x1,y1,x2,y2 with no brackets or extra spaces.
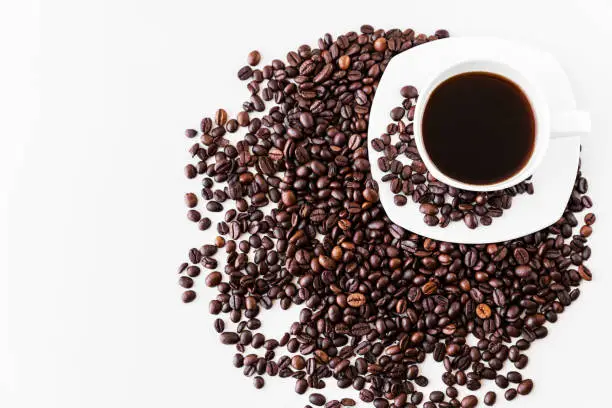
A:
422,72,535,185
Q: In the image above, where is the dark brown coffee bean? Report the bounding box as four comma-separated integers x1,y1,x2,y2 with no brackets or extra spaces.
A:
400,85,418,99
184,192,198,208
206,201,223,212
295,378,308,394
252,375,264,389
187,209,201,222
484,392,496,406
461,395,477,408
394,194,407,206
584,212,596,225
504,389,517,401
179,276,193,288
340,398,355,406
184,164,197,179
309,393,326,406
181,290,196,303
215,109,228,126
238,66,253,80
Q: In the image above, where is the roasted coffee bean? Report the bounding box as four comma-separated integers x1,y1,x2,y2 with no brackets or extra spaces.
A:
213,318,224,333
184,192,198,208
198,217,211,231
220,332,239,345
184,164,197,179
461,395,477,408
206,201,223,212
247,50,261,66
253,376,264,389
309,393,326,406
181,290,196,303
484,392,496,406
295,379,308,394
507,371,522,383
430,391,444,402
186,209,201,222
504,389,517,401
178,276,193,288
517,379,533,395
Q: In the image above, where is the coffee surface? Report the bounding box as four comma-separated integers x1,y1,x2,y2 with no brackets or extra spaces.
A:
422,72,535,185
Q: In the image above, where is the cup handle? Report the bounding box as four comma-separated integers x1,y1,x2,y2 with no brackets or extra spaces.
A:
550,110,591,138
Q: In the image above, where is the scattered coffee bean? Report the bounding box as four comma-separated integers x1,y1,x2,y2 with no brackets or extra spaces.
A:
179,25,595,408
181,290,196,303
340,398,355,406
309,393,326,406
253,376,264,389
484,391,496,406
461,395,477,408
247,50,261,66
178,276,193,289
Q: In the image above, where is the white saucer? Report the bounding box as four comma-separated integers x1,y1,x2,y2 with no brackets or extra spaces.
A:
369,37,582,244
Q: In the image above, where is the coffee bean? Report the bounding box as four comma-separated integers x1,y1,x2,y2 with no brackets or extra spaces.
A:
247,50,261,66
394,194,407,206
476,303,492,319
187,209,201,222
584,212,596,225
206,201,223,212
347,293,366,307
215,109,228,126
185,265,200,277
507,371,522,383
179,276,193,288
461,395,477,408
504,389,517,401
464,212,478,229
309,393,326,406
430,391,444,402
184,164,197,179
517,379,533,395
580,225,592,237
181,290,196,303
220,332,239,344
295,378,308,394
390,107,405,121
373,398,389,408
373,37,387,52
484,392,496,406
238,66,253,80
401,85,418,99
253,376,264,389
184,193,198,208
205,271,222,287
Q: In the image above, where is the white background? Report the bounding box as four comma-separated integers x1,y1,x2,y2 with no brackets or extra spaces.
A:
2,1,612,407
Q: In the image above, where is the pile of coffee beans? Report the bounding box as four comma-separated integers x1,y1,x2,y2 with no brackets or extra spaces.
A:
179,25,595,407
371,86,534,229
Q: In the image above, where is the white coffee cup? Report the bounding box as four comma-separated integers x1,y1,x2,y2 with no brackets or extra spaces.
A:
413,59,591,191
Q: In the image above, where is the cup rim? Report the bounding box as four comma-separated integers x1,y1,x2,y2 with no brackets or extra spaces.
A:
413,59,549,192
